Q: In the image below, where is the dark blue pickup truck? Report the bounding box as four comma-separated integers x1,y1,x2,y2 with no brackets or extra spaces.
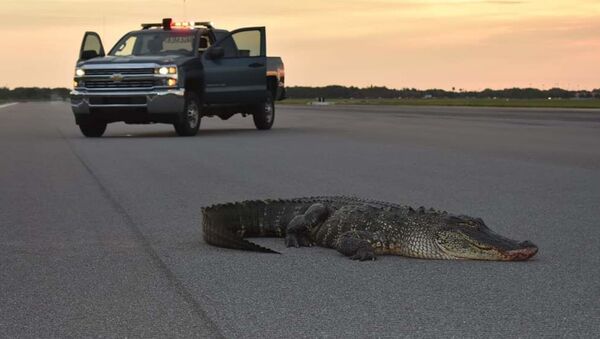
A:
71,19,285,137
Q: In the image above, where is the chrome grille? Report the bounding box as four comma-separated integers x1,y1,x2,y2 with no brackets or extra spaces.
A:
85,79,156,89
85,68,155,76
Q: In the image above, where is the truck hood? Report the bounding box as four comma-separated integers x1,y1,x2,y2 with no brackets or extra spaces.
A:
78,55,192,67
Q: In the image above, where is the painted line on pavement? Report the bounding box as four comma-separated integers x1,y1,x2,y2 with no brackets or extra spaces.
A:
0,103,18,110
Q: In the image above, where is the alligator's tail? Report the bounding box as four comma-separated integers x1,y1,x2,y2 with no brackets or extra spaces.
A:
202,200,292,254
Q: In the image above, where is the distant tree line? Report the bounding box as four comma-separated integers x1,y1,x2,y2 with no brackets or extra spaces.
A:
0,87,70,101
2,86,600,101
287,86,600,100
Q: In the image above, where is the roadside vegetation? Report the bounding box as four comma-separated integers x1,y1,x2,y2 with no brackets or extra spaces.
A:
282,98,600,109
284,86,600,109
0,87,70,102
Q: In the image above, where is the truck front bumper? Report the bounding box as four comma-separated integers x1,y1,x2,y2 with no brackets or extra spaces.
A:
70,89,185,115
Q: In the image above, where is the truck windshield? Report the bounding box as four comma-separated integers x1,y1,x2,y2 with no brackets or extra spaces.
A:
109,31,196,57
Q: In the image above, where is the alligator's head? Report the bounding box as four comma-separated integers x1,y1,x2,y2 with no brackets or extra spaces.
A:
435,215,538,261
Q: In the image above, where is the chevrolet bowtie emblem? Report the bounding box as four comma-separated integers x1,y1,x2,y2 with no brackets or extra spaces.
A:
111,73,124,82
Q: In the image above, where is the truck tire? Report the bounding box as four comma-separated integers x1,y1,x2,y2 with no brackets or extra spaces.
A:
253,91,275,130
174,93,201,137
79,119,107,137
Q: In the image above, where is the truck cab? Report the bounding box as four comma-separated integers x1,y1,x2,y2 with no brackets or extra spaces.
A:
71,19,285,137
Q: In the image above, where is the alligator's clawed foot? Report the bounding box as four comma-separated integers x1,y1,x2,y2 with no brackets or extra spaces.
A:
285,233,313,248
285,234,299,248
336,230,378,261
350,247,376,261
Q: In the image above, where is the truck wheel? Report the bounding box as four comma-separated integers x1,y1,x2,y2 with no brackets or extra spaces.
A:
79,119,107,137
253,92,275,130
174,93,201,137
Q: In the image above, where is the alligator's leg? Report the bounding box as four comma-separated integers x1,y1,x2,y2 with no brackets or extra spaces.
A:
335,230,377,261
285,203,329,248
285,215,312,247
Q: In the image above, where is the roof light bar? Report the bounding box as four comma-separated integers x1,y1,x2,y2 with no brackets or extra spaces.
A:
171,21,194,29
141,18,214,30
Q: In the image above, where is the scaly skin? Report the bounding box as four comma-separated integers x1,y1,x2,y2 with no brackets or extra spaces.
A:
201,196,538,261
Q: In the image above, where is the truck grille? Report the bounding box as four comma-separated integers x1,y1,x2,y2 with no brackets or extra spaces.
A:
89,97,147,105
85,79,156,89
85,68,155,76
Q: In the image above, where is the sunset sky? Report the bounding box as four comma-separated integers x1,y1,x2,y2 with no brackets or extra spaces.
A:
1,0,599,90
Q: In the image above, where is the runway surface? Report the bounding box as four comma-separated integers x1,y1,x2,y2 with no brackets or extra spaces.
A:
1,102,599,338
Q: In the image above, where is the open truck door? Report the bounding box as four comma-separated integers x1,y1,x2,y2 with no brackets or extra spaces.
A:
203,27,267,104
79,32,105,61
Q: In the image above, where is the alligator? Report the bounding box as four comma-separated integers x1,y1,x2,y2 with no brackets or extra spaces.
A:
202,196,538,261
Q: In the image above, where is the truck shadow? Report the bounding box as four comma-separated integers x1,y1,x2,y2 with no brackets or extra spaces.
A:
103,127,301,139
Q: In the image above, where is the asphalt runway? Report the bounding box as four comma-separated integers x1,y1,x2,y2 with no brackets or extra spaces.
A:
1,102,599,338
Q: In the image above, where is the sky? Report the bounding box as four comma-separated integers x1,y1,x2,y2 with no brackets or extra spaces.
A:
1,0,599,90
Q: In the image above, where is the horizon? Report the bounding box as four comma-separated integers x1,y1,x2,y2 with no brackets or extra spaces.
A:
2,84,600,92
1,0,599,90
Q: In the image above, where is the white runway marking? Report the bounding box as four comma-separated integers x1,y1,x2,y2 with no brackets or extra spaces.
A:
0,103,18,110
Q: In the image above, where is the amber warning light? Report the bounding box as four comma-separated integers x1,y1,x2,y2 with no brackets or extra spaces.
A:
141,18,214,30
171,22,195,29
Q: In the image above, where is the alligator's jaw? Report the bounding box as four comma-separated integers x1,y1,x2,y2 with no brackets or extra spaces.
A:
439,239,539,261
435,226,539,261
502,242,539,261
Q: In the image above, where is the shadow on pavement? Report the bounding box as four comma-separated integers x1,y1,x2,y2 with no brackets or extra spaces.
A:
101,127,303,139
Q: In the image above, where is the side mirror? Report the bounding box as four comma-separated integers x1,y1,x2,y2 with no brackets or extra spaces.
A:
80,50,99,61
208,47,224,59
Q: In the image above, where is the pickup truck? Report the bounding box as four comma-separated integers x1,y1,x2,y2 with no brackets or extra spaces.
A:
71,19,285,137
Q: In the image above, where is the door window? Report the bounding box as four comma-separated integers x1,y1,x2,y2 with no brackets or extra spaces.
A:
214,28,264,58
83,34,103,55
80,32,105,60
231,30,261,57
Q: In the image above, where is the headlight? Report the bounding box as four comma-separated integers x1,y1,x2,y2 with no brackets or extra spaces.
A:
75,68,85,77
156,66,177,75
167,78,178,87
158,67,169,75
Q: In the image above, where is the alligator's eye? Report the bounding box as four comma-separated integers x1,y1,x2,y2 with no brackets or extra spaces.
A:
463,220,484,230
444,215,465,226
472,242,492,250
